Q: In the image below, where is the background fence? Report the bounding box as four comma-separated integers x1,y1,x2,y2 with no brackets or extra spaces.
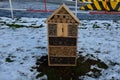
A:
0,0,79,18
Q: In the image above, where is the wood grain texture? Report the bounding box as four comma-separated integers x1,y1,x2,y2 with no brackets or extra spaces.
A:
49,37,76,46
50,57,76,64
46,4,80,24
68,24,77,36
63,23,68,37
48,14,77,23
49,47,76,56
57,23,63,37
48,24,57,36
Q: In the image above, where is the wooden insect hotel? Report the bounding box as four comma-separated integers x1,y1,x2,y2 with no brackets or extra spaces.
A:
46,4,80,66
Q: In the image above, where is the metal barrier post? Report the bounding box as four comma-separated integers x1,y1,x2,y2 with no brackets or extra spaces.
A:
9,0,14,18
75,0,78,16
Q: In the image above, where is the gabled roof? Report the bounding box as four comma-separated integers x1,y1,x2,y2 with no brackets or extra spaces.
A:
46,4,80,23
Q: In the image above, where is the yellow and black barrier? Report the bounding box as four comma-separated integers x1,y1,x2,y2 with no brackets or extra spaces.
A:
79,0,119,2
80,1,120,12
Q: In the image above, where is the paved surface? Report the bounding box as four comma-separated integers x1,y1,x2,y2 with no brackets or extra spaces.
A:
0,0,120,20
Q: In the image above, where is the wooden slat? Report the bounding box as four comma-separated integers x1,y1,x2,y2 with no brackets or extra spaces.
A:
71,19,75,23
59,15,63,19
57,23,63,37
62,19,66,23
49,46,77,47
48,36,77,38
48,64,76,66
63,23,68,36
57,19,61,23
47,22,79,25
49,57,76,65
50,55,76,57
66,20,70,23
69,16,73,19
49,37,77,46
54,15,58,19
49,47,76,56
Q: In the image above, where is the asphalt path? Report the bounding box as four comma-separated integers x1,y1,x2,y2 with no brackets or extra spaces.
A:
0,0,120,20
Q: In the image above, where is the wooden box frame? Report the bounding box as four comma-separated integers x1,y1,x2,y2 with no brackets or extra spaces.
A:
46,4,80,66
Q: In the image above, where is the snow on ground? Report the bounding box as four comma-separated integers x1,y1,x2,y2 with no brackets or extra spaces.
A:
0,17,47,80
78,20,120,80
0,17,120,80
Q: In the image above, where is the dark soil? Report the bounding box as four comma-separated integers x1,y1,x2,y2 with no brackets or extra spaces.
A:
33,54,108,80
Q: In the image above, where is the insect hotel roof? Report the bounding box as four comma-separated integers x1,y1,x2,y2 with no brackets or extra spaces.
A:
46,4,80,24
